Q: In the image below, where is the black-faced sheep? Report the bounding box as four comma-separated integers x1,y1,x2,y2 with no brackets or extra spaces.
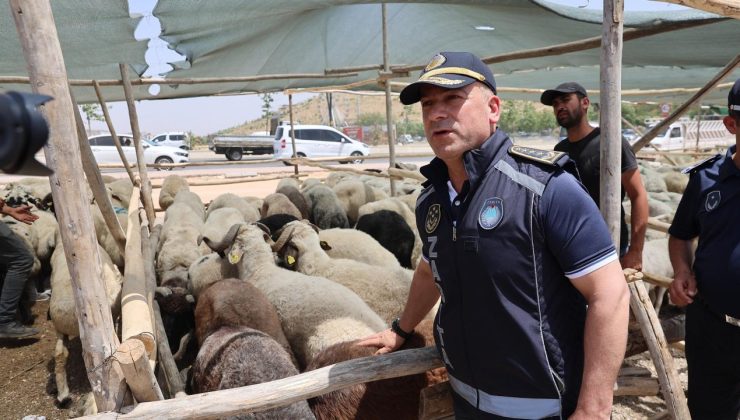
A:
357,198,422,268
306,319,447,420
256,214,299,237
356,210,416,269
202,223,385,369
190,326,316,419
274,221,412,324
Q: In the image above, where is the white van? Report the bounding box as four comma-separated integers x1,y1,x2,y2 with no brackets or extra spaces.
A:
88,134,189,170
150,132,190,150
273,124,370,163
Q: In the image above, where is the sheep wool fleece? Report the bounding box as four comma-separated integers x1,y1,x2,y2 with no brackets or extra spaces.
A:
416,130,617,419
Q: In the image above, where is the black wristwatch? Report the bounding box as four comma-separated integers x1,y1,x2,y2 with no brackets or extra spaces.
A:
391,318,414,340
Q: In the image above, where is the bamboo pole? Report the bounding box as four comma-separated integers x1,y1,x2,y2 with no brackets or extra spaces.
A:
83,346,442,420
119,63,157,225
92,80,137,184
631,54,740,153
9,0,128,410
381,3,397,197
121,186,156,356
71,94,127,254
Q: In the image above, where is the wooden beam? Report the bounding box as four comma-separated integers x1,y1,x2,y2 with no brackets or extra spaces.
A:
71,94,127,254
613,375,660,397
656,0,740,18
121,187,155,356
631,54,740,153
381,3,397,197
119,63,157,226
9,0,128,410
84,346,443,419
92,80,137,185
114,338,164,402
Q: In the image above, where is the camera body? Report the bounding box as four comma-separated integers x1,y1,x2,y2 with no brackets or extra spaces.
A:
0,91,53,176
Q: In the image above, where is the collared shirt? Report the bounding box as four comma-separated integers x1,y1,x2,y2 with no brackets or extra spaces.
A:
669,145,740,318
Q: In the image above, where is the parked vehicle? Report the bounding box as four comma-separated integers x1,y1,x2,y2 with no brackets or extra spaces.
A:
273,124,370,164
645,120,734,151
150,132,190,150
88,134,189,170
397,134,413,145
209,133,274,161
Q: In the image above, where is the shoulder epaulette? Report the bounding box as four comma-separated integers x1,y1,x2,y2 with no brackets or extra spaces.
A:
681,154,721,174
509,145,567,167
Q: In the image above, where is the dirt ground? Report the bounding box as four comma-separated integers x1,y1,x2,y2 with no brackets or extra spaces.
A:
0,143,690,418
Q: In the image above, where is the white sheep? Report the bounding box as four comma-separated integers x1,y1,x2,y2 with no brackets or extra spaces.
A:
158,174,190,211
49,236,122,406
206,193,260,223
203,207,245,246
261,192,302,219
202,222,385,369
332,179,381,225
105,178,133,210
172,190,205,221
318,228,400,268
274,221,412,324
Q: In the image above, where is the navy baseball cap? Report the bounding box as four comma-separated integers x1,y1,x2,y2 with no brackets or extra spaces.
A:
399,52,497,105
729,78,740,115
540,82,588,106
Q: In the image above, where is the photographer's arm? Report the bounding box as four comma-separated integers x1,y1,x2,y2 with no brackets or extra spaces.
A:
0,198,39,225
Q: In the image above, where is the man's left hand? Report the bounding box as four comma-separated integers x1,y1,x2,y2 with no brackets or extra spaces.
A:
620,248,642,271
4,204,39,225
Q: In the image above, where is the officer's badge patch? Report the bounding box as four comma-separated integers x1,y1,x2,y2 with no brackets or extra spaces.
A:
705,190,721,211
509,145,565,166
425,204,441,233
479,198,503,230
425,54,446,72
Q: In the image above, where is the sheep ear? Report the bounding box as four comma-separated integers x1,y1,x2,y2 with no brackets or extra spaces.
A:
319,240,332,251
203,223,242,252
302,220,320,233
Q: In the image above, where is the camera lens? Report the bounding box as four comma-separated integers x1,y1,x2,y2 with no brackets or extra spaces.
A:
0,91,53,176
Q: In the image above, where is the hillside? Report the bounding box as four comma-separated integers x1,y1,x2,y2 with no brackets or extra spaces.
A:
218,93,421,136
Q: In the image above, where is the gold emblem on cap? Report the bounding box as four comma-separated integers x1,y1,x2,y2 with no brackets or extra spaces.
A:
425,54,447,72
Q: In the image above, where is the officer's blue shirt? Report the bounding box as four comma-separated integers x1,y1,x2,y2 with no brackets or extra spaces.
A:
416,130,617,419
669,145,740,318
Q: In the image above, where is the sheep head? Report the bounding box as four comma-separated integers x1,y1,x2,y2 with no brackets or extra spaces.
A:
202,222,272,266
272,220,330,270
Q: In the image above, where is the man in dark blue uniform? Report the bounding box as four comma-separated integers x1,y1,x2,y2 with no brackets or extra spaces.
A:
359,52,629,419
668,78,740,420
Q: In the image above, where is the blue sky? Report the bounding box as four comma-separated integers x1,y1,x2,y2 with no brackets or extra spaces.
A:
96,0,690,137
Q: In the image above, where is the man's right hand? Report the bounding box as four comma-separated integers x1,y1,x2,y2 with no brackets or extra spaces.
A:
357,328,405,355
668,270,697,306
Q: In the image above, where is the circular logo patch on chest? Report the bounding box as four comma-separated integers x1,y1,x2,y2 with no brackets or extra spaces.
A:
705,190,721,212
479,197,504,230
425,204,441,234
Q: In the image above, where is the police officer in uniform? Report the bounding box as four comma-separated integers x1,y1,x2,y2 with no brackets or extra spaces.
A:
359,52,629,419
668,79,740,419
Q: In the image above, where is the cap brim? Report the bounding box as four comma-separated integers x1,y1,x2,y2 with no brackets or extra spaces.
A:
540,89,568,106
399,74,477,105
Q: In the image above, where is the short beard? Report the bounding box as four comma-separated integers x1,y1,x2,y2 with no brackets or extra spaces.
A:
557,107,584,129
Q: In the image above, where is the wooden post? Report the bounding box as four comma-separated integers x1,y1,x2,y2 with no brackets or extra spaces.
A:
119,63,157,226
114,338,164,403
92,80,137,185
288,94,298,176
71,94,127,254
9,0,128,410
631,54,740,153
381,3,397,196
121,186,156,356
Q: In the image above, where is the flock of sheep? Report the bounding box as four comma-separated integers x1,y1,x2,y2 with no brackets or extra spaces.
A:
0,156,690,418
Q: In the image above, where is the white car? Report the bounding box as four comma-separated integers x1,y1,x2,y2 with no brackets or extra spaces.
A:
273,124,370,164
150,131,190,150
88,134,189,170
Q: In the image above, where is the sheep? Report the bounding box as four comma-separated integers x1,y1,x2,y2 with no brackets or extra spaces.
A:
90,204,128,270
261,192,302,219
194,278,296,365
187,252,239,298
302,184,349,229
1,178,53,210
274,221,412,324
242,196,264,218
662,171,689,194
202,222,385,369
275,184,310,219
105,178,133,210
49,237,122,406
300,178,321,191
332,179,379,225
277,177,301,190
172,191,206,221
318,228,400,268
306,319,447,420
357,198,422,268
190,326,316,419
158,174,190,211
203,207,245,246
355,210,416,269
256,214,299,237
206,193,260,223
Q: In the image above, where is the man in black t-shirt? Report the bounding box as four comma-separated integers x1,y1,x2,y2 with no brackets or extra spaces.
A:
541,82,648,270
